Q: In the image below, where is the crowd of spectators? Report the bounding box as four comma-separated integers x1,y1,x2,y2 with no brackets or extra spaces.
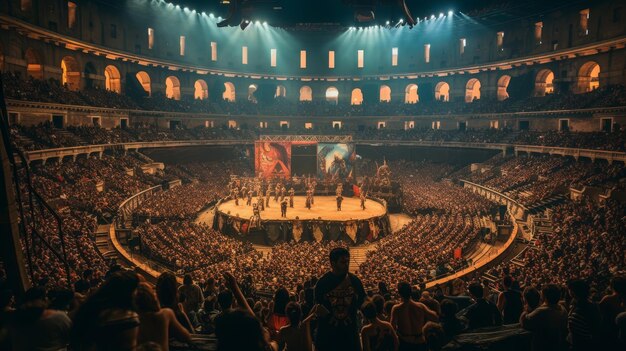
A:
4,71,626,118
11,121,626,153
463,155,626,207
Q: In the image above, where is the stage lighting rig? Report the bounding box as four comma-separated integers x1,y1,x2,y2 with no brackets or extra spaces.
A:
344,0,415,27
217,0,282,30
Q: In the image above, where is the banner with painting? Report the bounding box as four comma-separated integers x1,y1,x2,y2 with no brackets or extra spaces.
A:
317,143,356,182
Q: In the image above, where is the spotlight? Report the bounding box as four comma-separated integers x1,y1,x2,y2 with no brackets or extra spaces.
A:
209,13,214,18
240,19,250,30
263,21,267,25
448,10,453,16
386,20,390,25
255,20,260,25
399,18,403,23
184,7,188,11
175,4,179,9
439,13,443,18
431,14,435,19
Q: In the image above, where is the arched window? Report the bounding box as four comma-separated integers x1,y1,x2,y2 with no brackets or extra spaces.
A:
104,65,122,93
275,85,286,98
223,82,236,102
25,48,43,79
435,82,450,102
351,88,363,105
380,85,391,102
405,84,419,103
61,56,81,91
326,87,339,105
465,78,481,103
577,61,600,93
194,79,208,100
136,71,152,96
165,76,181,100
299,86,312,101
534,69,554,97
248,84,258,103
497,75,511,101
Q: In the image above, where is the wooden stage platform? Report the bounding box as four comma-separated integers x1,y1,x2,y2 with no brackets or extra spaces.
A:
216,196,386,221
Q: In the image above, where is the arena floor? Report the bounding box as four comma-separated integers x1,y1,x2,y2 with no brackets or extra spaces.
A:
216,196,386,221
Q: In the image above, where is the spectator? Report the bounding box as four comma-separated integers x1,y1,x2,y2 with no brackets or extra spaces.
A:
497,275,523,324
567,279,601,351
521,284,568,351
360,300,398,351
457,282,502,330
178,274,204,324
314,247,366,351
71,270,140,350
8,287,72,351
156,272,194,333
134,282,192,351
390,282,438,350
277,301,314,351
599,276,626,350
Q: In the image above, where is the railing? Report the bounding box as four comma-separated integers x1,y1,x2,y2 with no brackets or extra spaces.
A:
425,211,520,289
8,98,626,119
515,144,626,163
461,180,528,220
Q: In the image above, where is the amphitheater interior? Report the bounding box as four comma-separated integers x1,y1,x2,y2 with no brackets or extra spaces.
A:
0,0,625,350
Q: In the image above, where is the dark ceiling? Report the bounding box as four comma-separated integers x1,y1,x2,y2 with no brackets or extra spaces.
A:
122,0,586,28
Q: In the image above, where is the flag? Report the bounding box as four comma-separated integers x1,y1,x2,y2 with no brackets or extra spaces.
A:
454,248,462,259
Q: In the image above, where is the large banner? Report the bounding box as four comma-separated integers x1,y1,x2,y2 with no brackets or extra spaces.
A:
255,142,291,178
317,143,356,182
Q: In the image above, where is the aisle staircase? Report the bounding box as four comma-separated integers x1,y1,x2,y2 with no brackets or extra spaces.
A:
94,224,118,260
349,245,376,273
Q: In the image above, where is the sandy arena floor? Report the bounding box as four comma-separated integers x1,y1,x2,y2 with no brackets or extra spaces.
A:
216,196,386,221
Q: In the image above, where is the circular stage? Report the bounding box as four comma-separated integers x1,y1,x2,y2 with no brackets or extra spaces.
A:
217,196,386,221
213,196,391,246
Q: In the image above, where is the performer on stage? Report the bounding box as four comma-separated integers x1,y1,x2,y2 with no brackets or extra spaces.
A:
336,194,343,211
281,199,288,218
360,192,367,210
274,183,281,202
305,194,312,210
289,187,295,208
265,189,271,208
232,188,239,206
280,186,286,202
257,194,264,211
246,190,253,206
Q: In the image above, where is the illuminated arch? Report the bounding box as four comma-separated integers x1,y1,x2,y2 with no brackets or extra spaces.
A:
25,48,43,79
405,84,419,103
497,75,511,101
165,76,181,100
223,82,236,102
275,85,286,98
465,78,481,103
351,88,363,105
299,86,312,101
326,87,339,105
577,61,600,93
194,79,208,100
435,82,450,102
61,56,80,91
104,65,122,93
534,69,554,97
136,71,152,96
380,85,391,102
248,84,258,103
